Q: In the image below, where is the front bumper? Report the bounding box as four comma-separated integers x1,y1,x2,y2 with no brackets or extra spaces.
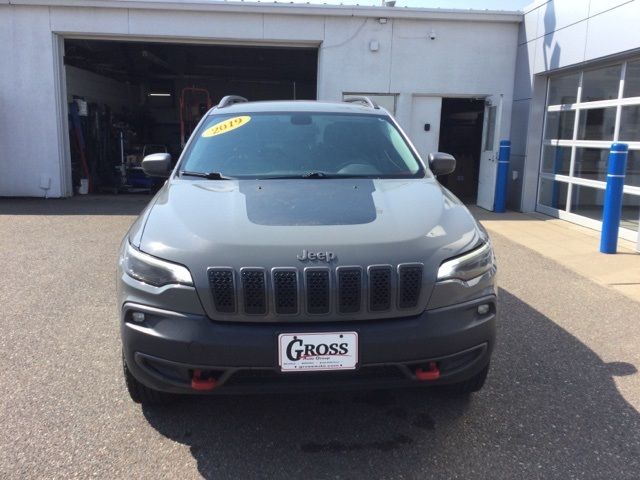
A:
121,294,496,394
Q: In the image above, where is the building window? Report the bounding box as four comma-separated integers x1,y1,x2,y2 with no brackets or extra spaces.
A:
538,59,640,239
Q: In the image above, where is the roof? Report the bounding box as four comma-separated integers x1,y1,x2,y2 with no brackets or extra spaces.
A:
4,1,523,23
208,100,387,115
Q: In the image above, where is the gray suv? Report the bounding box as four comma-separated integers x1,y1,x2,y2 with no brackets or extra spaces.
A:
118,96,497,404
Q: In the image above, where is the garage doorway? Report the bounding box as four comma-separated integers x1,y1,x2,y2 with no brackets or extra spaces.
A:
62,39,318,195
437,98,485,203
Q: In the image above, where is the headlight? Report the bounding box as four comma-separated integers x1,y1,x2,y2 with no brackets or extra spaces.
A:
437,242,495,282
121,241,193,287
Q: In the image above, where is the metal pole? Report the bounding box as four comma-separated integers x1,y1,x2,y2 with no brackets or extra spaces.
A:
120,130,127,187
600,142,628,254
493,140,511,213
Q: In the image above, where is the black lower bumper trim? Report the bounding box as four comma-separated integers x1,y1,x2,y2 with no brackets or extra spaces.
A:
133,342,488,394
122,295,496,394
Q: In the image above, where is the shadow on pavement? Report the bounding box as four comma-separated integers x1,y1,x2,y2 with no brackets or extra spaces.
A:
0,194,152,216
141,288,640,479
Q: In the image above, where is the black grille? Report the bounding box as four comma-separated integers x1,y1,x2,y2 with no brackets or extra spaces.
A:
398,264,423,308
241,269,266,314
208,269,236,313
369,266,391,311
338,268,362,313
273,270,298,314
306,269,330,314
209,263,421,317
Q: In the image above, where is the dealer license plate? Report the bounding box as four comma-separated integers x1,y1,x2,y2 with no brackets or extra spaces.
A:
278,332,358,372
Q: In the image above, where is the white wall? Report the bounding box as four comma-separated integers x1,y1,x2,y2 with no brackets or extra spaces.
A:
318,17,519,146
513,0,640,211
0,1,519,197
0,5,65,198
65,66,132,112
409,97,442,159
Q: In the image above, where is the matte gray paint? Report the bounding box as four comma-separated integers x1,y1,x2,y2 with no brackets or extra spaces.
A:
117,100,498,397
120,100,494,323
131,175,485,322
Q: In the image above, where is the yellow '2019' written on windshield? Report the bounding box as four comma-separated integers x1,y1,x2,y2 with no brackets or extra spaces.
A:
201,116,251,137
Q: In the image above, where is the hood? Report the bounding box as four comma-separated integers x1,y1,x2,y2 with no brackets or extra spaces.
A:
138,177,483,319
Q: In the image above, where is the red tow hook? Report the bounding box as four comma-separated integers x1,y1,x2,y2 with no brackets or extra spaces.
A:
415,362,440,381
191,369,217,391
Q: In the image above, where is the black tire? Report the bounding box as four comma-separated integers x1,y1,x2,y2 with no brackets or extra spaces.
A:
123,354,174,405
449,363,489,395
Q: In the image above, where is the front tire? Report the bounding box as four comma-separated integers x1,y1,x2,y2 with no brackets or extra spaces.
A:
449,363,489,395
123,354,174,405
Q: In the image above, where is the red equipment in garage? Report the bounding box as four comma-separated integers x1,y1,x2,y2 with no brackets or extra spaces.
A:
179,87,212,148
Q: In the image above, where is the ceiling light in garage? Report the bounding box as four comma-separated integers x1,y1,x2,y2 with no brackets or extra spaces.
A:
148,93,172,97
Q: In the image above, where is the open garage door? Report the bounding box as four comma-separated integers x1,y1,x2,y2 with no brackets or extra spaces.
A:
63,39,318,195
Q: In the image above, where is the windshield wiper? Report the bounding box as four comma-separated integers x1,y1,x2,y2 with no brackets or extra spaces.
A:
252,172,331,179
301,172,367,179
256,172,365,180
302,171,329,178
181,170,233,180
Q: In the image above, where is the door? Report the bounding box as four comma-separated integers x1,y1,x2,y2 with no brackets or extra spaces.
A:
437,98,485,203
476,94,503,210
409,96,442,162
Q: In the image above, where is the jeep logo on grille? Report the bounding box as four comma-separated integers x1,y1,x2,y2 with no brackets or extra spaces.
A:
297,249,336,262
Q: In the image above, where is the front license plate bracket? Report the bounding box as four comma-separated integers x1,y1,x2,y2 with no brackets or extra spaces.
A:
278,332,358,372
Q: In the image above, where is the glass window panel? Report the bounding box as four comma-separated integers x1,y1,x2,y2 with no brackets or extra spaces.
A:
577,107,616,140
623,60,640,98
541,146,571,175
569,186,639,231
619,105,640,142
569,184,605,222
538,177,569,210
621,193,640,231
548,73,579,105
626,150,640,187
544,111,575,140
573,148,608,182
484,106,496,151
581,65,621,102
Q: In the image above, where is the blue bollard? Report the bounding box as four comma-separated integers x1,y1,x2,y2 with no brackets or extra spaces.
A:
600,143,628,254
493,140,511,213
550,146,564,209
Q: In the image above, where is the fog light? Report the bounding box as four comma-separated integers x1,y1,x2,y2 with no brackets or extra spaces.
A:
477,304,490,315
131,312,145,323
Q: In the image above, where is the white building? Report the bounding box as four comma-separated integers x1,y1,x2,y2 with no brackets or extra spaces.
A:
0,0,638,244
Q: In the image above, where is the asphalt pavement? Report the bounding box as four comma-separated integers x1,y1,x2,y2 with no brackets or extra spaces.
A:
1,195,639,479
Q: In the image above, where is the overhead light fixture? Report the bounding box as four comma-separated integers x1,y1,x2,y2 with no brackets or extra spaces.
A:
148,92,171,97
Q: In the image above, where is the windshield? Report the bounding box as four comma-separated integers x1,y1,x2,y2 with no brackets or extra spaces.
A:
179,112,425,179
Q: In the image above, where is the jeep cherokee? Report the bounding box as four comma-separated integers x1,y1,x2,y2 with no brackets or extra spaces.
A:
118,95,497,404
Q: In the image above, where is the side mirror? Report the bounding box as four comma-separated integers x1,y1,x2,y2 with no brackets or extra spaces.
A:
428,152,456,176
142,153,172,178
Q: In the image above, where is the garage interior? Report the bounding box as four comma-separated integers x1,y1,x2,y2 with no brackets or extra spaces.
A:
63,39,318,195
437,98,485,203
